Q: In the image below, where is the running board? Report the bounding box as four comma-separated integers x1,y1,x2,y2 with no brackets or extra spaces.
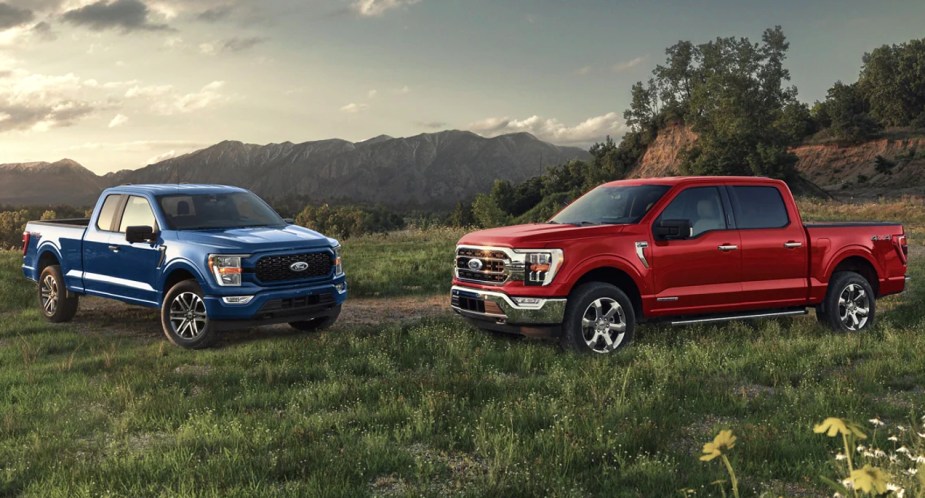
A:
670,309,807,326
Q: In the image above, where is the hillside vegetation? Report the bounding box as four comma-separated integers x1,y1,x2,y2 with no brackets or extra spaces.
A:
1,215,924,496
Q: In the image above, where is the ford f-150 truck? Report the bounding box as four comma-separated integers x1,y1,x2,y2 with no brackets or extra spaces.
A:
452,176,908,354
22,184,346,349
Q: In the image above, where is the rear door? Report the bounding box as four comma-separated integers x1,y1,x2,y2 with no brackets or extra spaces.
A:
649,186,743,313
728,185,809,308
81,194,124,296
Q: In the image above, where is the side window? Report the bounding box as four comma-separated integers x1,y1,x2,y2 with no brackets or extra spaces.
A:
118,196,157,233
95,194,123,231
657,187,727,237
730,186,789,229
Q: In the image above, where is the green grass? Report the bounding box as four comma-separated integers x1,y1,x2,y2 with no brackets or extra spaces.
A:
2,242,925,496
342,227,465,298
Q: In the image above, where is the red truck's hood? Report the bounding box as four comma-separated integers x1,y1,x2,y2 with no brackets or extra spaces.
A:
458,223,626,247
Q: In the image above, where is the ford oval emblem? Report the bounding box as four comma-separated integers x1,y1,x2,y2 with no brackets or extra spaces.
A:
467,259,483,271
290,261,309,272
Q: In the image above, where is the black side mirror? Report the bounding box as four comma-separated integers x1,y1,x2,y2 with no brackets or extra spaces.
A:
126,225,156,244
654,219,692,240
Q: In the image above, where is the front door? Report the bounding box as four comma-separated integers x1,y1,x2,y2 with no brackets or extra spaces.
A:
649,186,743,314
107,195,163,305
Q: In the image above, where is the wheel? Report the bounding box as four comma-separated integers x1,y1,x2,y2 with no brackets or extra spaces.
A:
821,271,876,333
560,282,635,354
38,265,78,323
160,280,217,349
289,305,341,331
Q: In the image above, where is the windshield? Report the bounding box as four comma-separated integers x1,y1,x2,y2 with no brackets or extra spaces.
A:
549,185,670,225
157,192,285,230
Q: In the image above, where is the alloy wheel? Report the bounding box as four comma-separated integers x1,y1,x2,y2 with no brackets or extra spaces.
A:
40,274,58,316
580,297,627,353
169,292,208,339
838,283,870,331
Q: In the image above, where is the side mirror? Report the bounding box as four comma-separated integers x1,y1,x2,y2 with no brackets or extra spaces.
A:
126,225,156,244
654,219,692,240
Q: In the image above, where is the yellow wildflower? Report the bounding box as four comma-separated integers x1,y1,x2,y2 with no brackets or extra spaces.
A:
700,430,736,462
813,417,867,439
848,464,890,494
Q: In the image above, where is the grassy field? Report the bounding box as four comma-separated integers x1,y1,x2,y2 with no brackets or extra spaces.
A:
1,200,924,497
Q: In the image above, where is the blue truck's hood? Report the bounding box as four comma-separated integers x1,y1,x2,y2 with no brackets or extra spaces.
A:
175,225,335,253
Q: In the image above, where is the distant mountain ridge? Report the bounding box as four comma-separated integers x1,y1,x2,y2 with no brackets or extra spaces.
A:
0,130,591,208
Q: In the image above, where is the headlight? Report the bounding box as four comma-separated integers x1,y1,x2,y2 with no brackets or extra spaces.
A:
208,254,246,286
333,245,344,276
518,249,563,286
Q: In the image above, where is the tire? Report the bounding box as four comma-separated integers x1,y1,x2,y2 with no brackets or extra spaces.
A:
289,305,342,332
560,282,636,354
38,265,78,323
821,271,876,333
160,279,217,349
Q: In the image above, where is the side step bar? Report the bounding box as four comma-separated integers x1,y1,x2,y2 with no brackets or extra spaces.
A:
670,309,807,326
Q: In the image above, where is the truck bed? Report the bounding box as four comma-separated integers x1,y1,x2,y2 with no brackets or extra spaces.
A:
27,218,91,228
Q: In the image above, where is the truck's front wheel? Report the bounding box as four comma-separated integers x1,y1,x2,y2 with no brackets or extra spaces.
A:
160,280,217,349
560,282,635,354
39,265,78,323
821,271,876,333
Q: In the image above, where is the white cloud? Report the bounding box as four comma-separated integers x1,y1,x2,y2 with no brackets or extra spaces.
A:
169,80,226,113
147,149,178,163
340,102,368,113
352,0,420,17
367,89,378,98
469,112,628,145
108,113,128,128
198,42,216,55
0,66,102,132
612,55,648,73
396,85,410,94
125,83,172,98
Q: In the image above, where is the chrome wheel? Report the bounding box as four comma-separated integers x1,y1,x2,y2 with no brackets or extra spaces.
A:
168,292,208,339
40,274,58,316
580,297,626,353
838,283,870,331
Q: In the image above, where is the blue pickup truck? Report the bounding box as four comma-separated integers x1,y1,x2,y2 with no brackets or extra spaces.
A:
21,184,347,348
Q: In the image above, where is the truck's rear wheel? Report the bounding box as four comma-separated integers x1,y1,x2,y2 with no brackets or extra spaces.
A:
289,304,341,332
161,280,217,349
560,282,635,354
39,265,78,323
821,271,876,333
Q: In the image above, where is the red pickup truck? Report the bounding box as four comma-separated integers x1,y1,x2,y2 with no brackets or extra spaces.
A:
452,176,908,354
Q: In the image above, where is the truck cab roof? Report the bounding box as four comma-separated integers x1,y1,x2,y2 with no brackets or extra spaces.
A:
600,176,786,188
104,184,249,196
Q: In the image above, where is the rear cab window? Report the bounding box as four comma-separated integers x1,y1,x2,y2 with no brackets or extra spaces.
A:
729,186,789,229
95,194,124,231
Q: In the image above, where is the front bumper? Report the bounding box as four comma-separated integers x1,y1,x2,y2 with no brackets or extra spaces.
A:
451,285,566,336
205,277,347,330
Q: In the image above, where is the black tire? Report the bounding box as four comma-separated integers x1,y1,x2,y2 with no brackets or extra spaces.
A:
560,282,636,354
38,265,78,323
289,305,342,332
821,271,876,333
160,280,217,349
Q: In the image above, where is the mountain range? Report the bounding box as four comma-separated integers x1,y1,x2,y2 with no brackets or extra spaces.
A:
0,130,590,208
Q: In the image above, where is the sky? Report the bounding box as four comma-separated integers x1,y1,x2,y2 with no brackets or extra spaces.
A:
1,0,924,174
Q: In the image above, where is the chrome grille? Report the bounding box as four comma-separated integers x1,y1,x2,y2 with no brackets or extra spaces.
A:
255,252,332,283
455,247,510,285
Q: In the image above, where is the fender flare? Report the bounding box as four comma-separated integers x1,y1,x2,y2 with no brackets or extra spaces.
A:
561,254,648,296
158,258,211,301
821,245,883,284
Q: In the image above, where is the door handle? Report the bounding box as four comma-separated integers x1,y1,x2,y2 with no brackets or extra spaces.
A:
108,245,120,253
784,241,803,248
718,245,738,252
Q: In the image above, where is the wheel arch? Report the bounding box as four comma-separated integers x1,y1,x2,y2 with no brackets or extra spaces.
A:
159,260,209,304
569,265,644,320
830,255,880,295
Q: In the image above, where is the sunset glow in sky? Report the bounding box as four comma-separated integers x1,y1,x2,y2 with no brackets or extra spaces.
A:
1,0,924,173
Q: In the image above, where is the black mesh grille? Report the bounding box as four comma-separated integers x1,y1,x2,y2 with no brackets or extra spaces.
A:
255,252,332,282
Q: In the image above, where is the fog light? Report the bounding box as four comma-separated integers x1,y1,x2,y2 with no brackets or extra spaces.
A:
513,297,542,306
335,282,347,293
222,296,254,304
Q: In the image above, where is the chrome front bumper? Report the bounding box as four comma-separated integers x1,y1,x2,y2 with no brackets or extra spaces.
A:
450,285,567,325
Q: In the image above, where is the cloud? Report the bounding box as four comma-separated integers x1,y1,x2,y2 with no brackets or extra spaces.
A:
221,36,265,52
339,102,368,113
124,83,172,97
575,65,592,76
612,55,648,73
196,5,231,22
352,0,420,17
0,67,102,132
167,81,226,114
31,21,55,40
62,0,172,32
469,112,628,145
0,2,33,30
367,89,378,98
108,113,128,128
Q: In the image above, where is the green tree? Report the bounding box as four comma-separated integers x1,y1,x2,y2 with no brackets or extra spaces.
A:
857,38,925,127
471,193,510,228
449,201,474,227
817,82,880,142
